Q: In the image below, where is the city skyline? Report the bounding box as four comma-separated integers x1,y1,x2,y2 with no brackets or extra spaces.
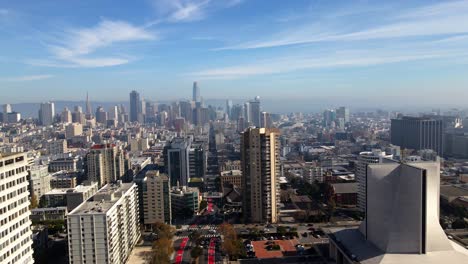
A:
0,0,468,105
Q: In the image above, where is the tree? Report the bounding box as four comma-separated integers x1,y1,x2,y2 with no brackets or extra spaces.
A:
150,222,175,264
30,194,38,209
152,237,174,264
219,223,244,260
277,226,287,235
151,222,175,240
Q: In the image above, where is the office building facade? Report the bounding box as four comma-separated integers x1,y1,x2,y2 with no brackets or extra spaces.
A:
391,116,444,155
164,138,191,187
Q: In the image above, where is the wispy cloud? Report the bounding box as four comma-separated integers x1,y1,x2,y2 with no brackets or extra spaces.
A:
219,1,468,50
151,0,244,23
152,0,210,22
190,49,463,80
30,19,155,68
0,74,53,82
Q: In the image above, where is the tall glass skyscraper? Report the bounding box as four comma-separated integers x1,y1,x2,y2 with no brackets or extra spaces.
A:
129,90,140,122
192,81,200,102
249,96,261,127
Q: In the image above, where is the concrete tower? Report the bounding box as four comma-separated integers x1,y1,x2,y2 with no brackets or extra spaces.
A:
241,127,280,223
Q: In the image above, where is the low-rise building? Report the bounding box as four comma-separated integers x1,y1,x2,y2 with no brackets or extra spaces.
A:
331,182,358,206
50,171,78,189
42,182,99,211
48,156,81,172
170,186,200,218
303,163,324,183
440,184,468,204
46,139,68,155
29,165,52,199
30,207,68,221
220,169,242,191
220,160,241,171
65,123,83,139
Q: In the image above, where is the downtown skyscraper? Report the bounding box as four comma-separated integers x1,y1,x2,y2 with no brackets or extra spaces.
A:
39,101,55,126
391,116,444,156
129,90,141,122
192,81,200,103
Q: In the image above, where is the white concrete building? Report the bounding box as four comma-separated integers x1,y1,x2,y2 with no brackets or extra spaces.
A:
303,163,324,183
65,123,83,139
129,137,149,152
356,150,392,212
39,102,55,126
328,158,468,264
29,165,51,199
143,170,171,225
61,108,72,123
47,139,68,155
0,153,34,264
68,182,140,264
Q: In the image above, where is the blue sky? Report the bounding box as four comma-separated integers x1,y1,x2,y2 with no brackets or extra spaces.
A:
1,0,468,107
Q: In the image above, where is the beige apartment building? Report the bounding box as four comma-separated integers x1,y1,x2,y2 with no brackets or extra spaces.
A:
241,127,280,224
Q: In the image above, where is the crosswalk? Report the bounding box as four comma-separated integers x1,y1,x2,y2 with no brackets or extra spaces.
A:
174,234,220,240
187,225,219,232
203,234,220,238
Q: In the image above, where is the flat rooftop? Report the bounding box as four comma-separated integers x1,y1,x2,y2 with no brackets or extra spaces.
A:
440,185,468,198
332,182,358,194
251,239,299,259
0,152,24,159
220,170,242,176
69,182,134,215
45,183,96,195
